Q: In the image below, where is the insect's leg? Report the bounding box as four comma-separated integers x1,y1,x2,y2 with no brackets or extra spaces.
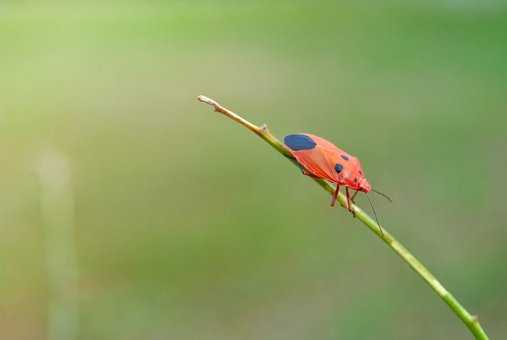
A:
351,190,359,203
346,187,356,217
330,185,340,207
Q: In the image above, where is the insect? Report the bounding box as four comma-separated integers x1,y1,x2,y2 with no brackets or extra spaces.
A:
284,133,390,226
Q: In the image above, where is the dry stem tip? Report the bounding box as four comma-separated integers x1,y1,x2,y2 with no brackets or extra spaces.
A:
197,95,218,107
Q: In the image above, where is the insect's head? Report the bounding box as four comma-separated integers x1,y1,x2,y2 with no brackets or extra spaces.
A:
358,177,372,193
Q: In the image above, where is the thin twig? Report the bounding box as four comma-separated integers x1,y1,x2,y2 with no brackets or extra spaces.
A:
197,95,489,340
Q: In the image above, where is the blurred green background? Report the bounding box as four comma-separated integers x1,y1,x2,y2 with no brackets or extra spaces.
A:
1,1,506,339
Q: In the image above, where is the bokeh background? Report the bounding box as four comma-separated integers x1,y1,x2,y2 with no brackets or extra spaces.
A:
1,1,506,339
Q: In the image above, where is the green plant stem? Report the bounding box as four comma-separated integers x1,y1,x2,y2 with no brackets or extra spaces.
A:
197,95,489,340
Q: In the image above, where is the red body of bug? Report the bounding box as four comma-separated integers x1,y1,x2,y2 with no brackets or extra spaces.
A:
284,133,371,211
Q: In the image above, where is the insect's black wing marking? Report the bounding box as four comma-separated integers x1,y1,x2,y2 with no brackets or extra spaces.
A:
284,134,317,151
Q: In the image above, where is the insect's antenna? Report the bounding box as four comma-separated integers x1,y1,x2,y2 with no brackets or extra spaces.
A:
366,194,384,236
372,188,393,203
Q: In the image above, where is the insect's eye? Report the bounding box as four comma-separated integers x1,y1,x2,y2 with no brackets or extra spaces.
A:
334,163,343,173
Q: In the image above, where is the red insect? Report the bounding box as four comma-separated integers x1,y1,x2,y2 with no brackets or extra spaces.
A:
284,133,388,217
